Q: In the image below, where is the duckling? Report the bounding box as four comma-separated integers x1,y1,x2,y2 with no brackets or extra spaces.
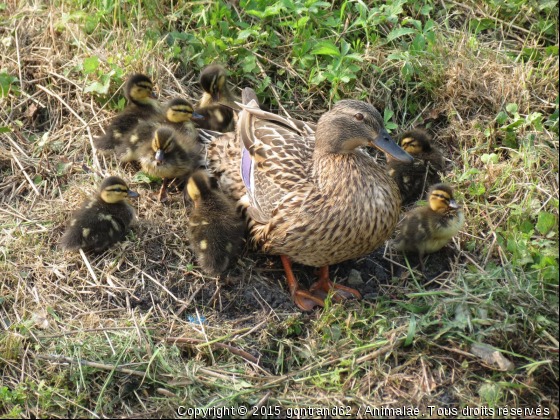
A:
138,127,202,201
386,129,445,205
186,171,246,275
194,65,238,132
163,98,205,141
60,176,139,252
94,74,161,153
392,183,464,275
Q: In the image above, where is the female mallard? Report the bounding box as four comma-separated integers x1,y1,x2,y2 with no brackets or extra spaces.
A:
206,88,412,311
186,170,246,275
60,176,139,252
387,129,445,205
195,65,238,132
392,183,464,275
94,74,161,152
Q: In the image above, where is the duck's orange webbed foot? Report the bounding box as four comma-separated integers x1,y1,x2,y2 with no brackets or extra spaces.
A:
281,256,325,311
310,266,362,302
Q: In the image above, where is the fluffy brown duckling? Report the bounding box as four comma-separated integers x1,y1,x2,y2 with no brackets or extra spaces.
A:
94,74,161,153
186,171,246,275
387,129,445,205
163,97,204,141
60,176,138,252
138,127,202,201
392,183,464,275
194,65,238,132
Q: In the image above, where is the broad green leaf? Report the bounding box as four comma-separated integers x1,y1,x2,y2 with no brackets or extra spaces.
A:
311,40,340,57
536,212,557,235
84,80,110,95
133,171,162,183
506,103,518,114
83,56,99,75
405,314,416,346
237,29,259,40
386,27,417,42
496,111,508,124
383,108,394,122
0,126,11,133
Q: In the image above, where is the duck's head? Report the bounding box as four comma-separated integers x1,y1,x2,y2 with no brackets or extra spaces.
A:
314,100,413,162
100,176,139,204
165,98,204,123
186,170,212,207
125,74,157,104
200,65,228,103
152,127,177,165
428,183,460,213
400,129,433,154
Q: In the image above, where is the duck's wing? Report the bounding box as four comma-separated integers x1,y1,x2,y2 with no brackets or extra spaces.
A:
237,89,314,223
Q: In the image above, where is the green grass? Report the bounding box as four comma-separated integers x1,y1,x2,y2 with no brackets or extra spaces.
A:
1,0,558,417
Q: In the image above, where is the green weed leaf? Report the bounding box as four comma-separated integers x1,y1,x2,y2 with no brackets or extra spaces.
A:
506,103,518,114
386,28,417,42
311,40,340,57
84,80,110,95
83,56,99,75
536,212,557,235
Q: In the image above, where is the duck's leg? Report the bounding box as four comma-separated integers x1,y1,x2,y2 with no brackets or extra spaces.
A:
281,256,325,311
310,266,362,302
154,178,169,202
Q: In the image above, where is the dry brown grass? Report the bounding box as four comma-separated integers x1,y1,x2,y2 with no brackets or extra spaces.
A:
1,1,559,418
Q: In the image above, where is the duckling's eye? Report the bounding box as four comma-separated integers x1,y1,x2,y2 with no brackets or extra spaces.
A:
354,113,364,121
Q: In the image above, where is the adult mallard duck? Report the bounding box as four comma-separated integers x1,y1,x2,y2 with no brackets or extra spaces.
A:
164,97,204,141
205,88,413,311
195,65,238,132
138,127,202,201
186,170,246,275
60,176,139,252
387,129,445,205
94,74,161,153
392,183,464,275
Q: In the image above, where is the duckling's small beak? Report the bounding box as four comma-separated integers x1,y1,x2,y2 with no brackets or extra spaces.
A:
370,128,413,163
155,149,164,163
449,199,460,209
211,92,220,102
191,111,205,121
127,190,140,198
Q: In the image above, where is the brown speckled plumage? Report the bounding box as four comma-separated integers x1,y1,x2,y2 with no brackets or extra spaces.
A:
207,91,407,268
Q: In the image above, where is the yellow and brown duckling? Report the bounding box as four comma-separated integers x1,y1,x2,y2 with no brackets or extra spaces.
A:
60,176,138,252
94,74,161,153
387,129,445,205
164,97,204,141
138,127,203,201
205,88,413,311
186,171,246,275
392,183,464,275
194,65,238,132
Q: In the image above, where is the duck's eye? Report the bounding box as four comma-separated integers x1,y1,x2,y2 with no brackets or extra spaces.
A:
354,113,364,121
